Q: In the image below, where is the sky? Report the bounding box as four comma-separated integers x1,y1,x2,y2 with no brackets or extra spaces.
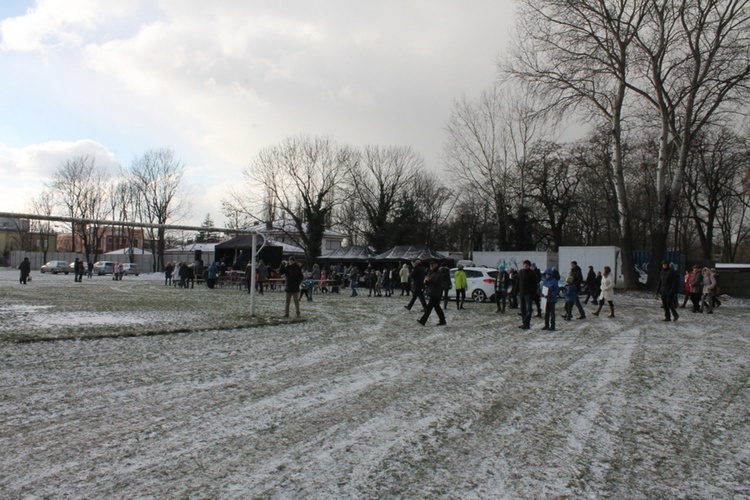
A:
0,0,516,227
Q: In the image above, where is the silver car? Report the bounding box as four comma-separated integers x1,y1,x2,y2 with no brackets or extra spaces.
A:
40,260,70,274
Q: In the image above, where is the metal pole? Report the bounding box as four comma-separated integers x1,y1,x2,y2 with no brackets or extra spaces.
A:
250,234,258,316
249,232,266,317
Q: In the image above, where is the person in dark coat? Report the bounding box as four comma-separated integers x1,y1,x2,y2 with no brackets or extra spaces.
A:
517,260,538,330
418,261,447,326
73,258,84,282
569,261,586,319
280,256,304,318
583,265,598,304
439,262,452,309
19,257,31,284
656,260,680,322
405,259,428,311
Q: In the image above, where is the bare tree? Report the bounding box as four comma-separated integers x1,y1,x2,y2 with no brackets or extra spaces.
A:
349,145,423,252
28,190,56,261
525,140,582,250
127,148,189,271
508,0,648,287
443,85,547,250
48,154,112,262
634,0,750,278
683,127,750,261
242,136,356,267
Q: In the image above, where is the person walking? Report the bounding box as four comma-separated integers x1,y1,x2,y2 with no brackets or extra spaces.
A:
701,267,716,314
541,268,559,331
165,262,174,286
454,264,467,310
206,261,218,289
73,258,83,282
399,263,410,296
439,262,452,309
280,256,304,317
349,265,359,297
583,265,597,304
405,259,428,311
563,276,576,320
256,259,268,295
569,261,586,319
656,260,679,322
592,266,615,317
418,261,447,326
517,260,537,330
688,265,703,312
19,257,31,284
680,269,691,308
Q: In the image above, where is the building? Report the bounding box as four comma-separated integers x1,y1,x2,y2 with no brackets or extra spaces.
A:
0,217,57,265
56,226,145,254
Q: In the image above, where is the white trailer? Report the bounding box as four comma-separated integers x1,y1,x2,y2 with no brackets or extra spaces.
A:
472,251,559,272
558,246,623,288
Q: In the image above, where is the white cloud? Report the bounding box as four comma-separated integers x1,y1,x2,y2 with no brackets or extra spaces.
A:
0,0,140,52
0,0,516,225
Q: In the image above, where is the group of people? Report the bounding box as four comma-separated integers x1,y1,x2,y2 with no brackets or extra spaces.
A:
158,254,723,328
660,264,720,317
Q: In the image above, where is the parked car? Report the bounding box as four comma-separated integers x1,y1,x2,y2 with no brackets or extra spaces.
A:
93,261,116,275
448,266,498,302
40,260,70,274
121,263,140,276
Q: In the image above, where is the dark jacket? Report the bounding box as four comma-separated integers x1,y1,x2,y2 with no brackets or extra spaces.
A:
571,265,584,289
411,262,426,291
657,267,678,295
282,262,304,293
425,267,443,298
19,259,31,274
517,268,538,296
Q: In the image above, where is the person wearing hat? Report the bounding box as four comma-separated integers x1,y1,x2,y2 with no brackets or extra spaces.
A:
418,261,447,326
280,256,304,318
541,268,559,330
656,260,680,321
454,264,467,309
18,256,31,284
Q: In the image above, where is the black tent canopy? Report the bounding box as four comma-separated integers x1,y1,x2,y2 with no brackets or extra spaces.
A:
374,245,449,263
214,235,283,269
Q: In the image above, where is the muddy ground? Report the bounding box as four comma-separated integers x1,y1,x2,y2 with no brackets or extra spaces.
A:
1,270,748,498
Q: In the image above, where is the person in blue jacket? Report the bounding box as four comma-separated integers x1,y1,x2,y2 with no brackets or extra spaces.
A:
563,276,577,321
542,268,559,331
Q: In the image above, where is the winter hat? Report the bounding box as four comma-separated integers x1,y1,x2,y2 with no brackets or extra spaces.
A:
497,264,505,270
531,262,537,267
458,264,464,270
544,268,553,275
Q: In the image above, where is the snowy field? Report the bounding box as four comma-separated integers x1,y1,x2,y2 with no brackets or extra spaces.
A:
1,268,749,498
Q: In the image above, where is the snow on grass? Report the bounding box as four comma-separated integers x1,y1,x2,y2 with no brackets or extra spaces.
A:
1,268,749,497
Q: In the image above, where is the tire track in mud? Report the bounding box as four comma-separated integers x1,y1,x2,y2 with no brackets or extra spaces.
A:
351,319,641,498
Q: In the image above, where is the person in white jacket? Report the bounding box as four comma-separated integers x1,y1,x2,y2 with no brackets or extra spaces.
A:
701,267,716,314
592,266,615,318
